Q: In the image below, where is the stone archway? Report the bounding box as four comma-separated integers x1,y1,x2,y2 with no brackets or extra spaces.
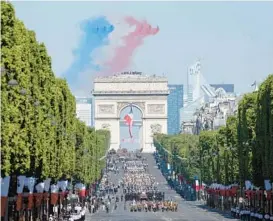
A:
92,73,169,152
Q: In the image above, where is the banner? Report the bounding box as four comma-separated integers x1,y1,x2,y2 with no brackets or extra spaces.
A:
231,186,238,196
43,192,49,201
245,190,252,199
124,104,134,138
34,193,43,207
194,180,200,191
25,177,36,209
27,194,34,209
1,196,7,217
257,190,263,200
264,180,272,191
16,194,23,211
57,180,68,192
17,176,26,194
1,176,10,197
58,180,68,202
50,184,59,205
245,180,252,190
226,189,231,197
16,176,26,211
44,178,51,192
35,182,45,207
25,177,36,193
75,183,86,197
1,176,10,217
35,182,45,193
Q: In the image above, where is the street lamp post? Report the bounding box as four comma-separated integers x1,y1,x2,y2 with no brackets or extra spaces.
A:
172,143,178,183
226,146,235,184
95,135,98,183
212,151,220,183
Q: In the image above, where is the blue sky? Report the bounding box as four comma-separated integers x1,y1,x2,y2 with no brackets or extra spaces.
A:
12,1,273,94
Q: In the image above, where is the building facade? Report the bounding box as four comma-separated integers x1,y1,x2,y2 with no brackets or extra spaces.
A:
210,84,234,93
76,97,93,127
180,90,240,134
180,61,237,134
168,84,183,135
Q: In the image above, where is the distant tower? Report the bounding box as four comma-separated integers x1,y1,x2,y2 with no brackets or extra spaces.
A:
195,60,201,100
187,60,201,103
187,67,193,103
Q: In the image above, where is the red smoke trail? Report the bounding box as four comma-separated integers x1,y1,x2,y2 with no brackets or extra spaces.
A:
104,16,159,75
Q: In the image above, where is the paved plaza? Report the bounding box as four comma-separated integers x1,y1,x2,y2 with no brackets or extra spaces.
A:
86,153,237,221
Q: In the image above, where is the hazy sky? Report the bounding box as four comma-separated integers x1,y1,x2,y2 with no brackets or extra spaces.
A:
12,1,273,94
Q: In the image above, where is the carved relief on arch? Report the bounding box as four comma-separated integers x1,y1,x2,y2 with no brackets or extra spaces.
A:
98,104,115,114
117,102,145,116
150,123,162,134
147,104,165,114
101,123,111,130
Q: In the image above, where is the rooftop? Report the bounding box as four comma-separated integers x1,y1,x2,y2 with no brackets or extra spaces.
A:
94,72,168,83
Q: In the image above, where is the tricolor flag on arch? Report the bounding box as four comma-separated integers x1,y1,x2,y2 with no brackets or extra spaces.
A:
124,105,134,138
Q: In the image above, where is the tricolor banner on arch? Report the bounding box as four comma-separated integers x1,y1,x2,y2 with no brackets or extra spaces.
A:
124,104,134,138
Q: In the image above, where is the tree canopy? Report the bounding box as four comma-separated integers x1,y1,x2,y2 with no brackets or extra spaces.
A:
1,2,110,184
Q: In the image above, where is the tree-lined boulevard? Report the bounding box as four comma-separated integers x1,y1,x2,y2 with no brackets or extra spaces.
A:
1,1,273,221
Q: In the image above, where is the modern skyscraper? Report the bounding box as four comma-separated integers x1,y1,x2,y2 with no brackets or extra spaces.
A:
76,97,93,127
168,84,184,135
187,63,199,103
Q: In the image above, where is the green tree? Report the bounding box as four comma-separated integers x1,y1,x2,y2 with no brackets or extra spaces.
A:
237,92,257,186
255,74,273,185
225,116,239,183
1,2,110,186
199,131,218,184
154,133,199,181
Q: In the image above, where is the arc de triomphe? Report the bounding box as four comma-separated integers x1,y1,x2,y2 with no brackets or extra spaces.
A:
92,72,169,153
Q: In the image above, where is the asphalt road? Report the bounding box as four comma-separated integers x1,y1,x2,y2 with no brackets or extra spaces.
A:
86,153,237,221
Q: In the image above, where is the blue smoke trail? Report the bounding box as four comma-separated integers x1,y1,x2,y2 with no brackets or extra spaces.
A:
63,16,114,92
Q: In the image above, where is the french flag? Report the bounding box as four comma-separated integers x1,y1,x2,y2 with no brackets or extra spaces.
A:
124,105,133,138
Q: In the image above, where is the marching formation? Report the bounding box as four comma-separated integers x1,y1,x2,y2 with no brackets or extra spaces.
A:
88,149,178,215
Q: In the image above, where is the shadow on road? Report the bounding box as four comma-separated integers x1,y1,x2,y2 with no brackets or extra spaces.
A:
191,202,237,220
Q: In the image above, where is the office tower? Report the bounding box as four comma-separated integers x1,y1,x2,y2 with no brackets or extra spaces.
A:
168,84,184,135
76,97,93,127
